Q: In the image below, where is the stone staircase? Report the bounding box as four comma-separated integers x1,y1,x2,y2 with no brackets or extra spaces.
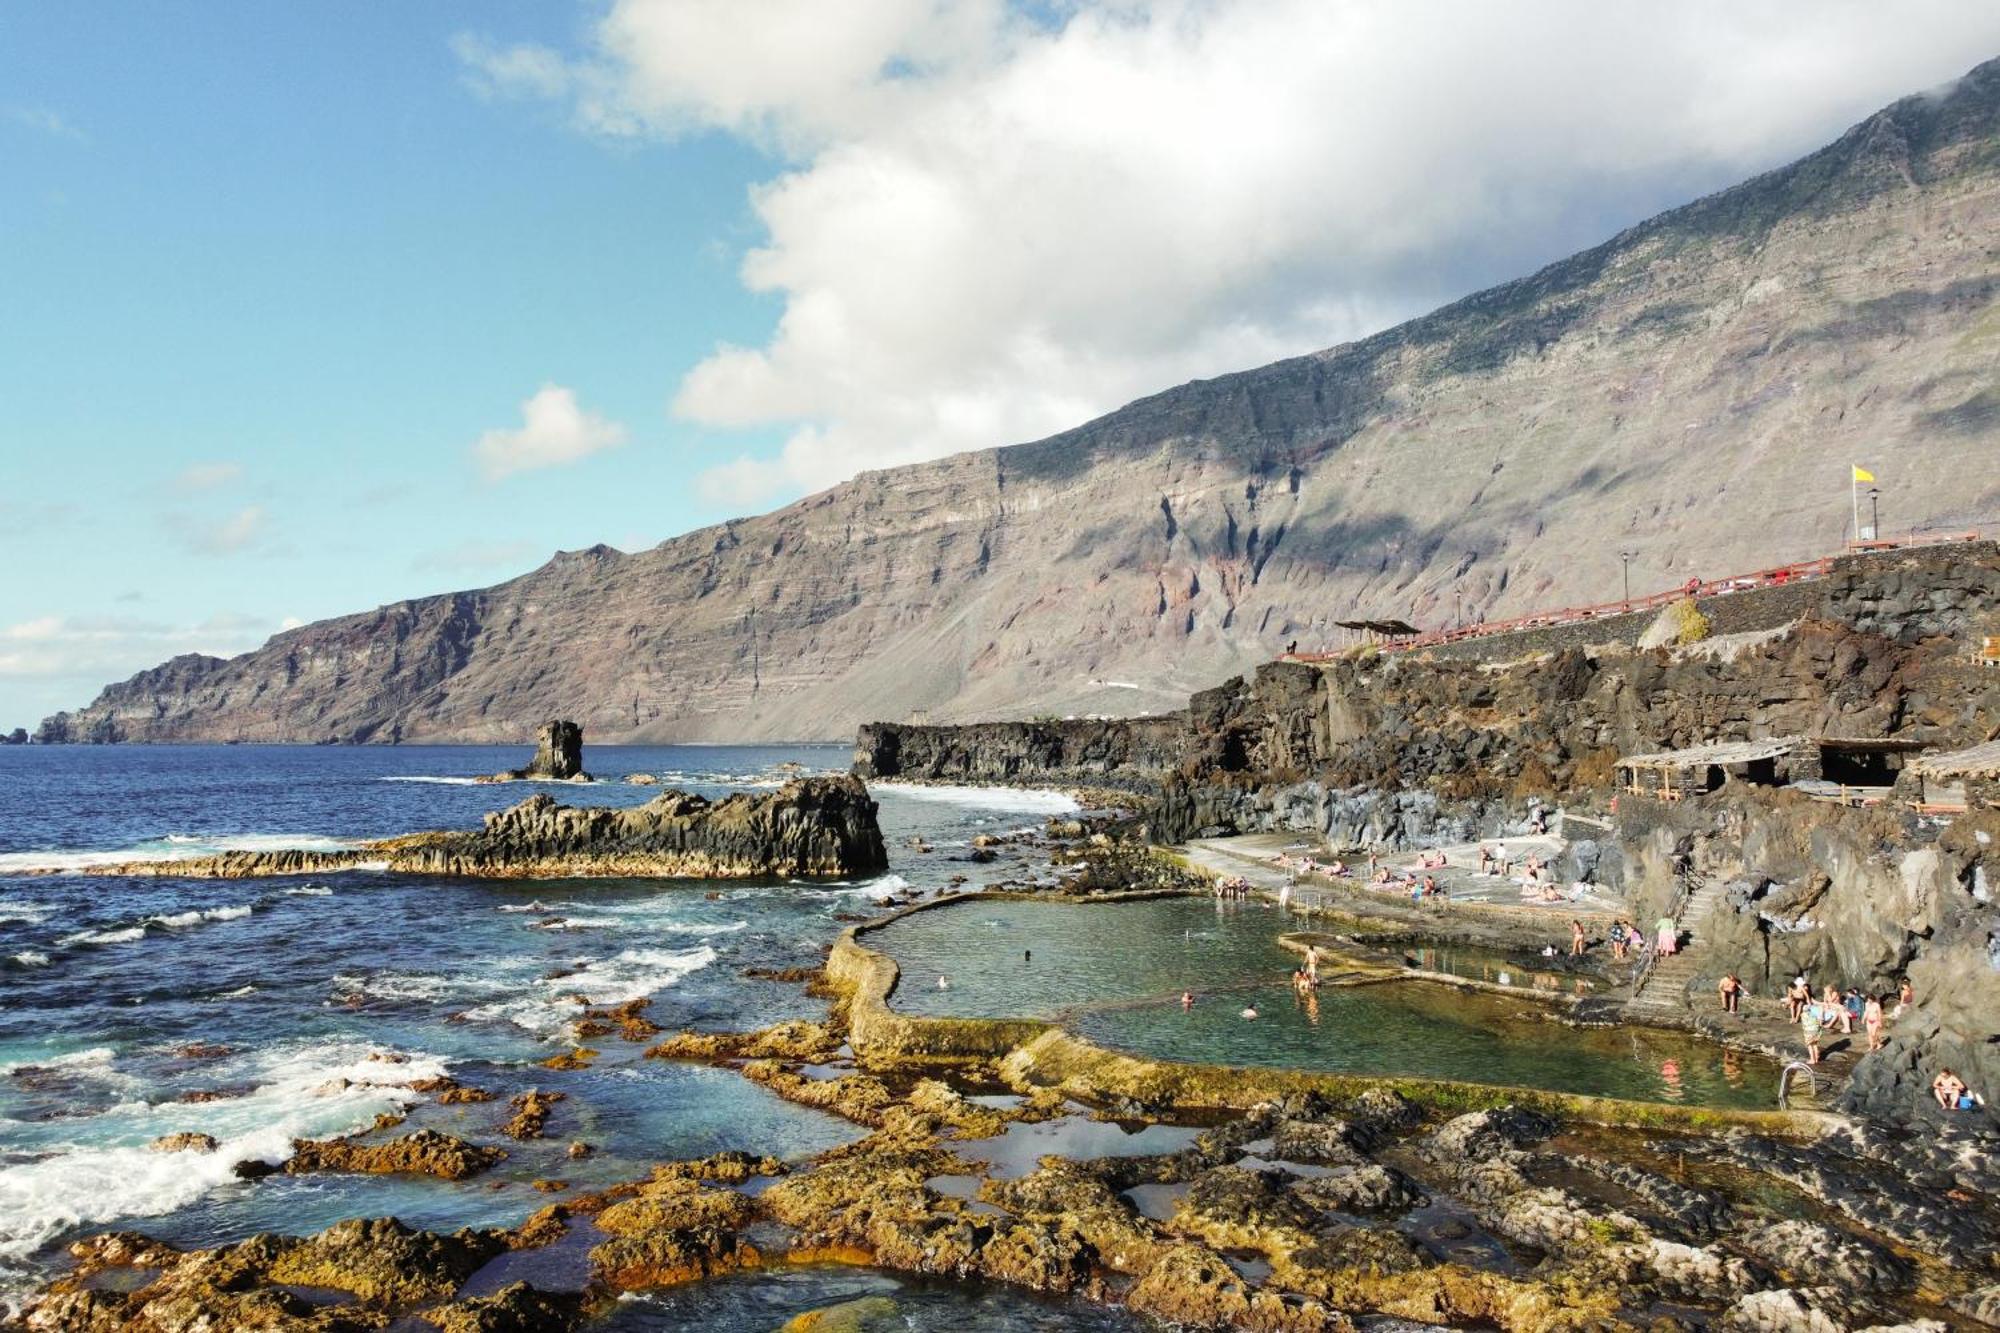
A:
1622,870,1727,1022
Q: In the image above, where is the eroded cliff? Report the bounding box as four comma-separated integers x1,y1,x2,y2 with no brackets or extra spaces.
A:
37,57,2000,745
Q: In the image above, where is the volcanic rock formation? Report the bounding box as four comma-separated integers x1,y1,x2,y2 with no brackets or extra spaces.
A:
36,57,2000,745
488,720,589,782
48,776,888,881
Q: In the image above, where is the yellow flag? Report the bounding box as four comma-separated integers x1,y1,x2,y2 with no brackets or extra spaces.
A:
1852,465,1875,483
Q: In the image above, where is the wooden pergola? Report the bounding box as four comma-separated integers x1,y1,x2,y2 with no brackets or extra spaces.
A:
1615,737,1806,801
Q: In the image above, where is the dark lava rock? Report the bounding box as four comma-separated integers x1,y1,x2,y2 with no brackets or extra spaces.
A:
505,720,589,781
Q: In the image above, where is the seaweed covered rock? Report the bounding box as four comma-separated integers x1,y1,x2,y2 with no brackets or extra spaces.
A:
284,1130,505,1181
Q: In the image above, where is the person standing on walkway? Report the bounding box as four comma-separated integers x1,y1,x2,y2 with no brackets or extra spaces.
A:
1802,1002,1824,1066
1864,993,1884,1051
1655,916,1678,956
1570,920,1586,958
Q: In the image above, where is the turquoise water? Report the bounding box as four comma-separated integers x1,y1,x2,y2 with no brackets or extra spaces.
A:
869,896,1289,1018
0,744,1081,1311
871,897,1780,1109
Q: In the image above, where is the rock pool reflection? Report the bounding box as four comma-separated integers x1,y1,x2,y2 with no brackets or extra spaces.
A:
869,897,1779,1109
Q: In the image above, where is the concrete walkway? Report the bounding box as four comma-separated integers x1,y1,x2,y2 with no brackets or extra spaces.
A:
1182,832,1622,915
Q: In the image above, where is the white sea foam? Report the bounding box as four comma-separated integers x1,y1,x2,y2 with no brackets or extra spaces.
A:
0,899,52,925
828,873,912,903
55,926,146,947
0,1040,448,1272
462,945,716,1035
871,782,1081,815
212,984,257,999
0,833,358,875
496,900,575,914
379,775,483,786
0,1046,119,1078
283,884,333,897
8,952,49,968
530,915,622,931
145,904,253,929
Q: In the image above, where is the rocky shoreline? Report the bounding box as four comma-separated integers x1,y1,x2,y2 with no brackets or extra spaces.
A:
37,776,889,881
18,884,1993,1333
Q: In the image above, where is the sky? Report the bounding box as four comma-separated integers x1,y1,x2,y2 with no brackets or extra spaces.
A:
5,1,2000,729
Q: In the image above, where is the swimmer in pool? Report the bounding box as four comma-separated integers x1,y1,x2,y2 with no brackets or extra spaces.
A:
1182,990,1194,1010
937,975,949,990
1241,1005,1259,1019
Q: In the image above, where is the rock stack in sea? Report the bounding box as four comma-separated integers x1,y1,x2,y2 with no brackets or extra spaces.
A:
485,719,590,782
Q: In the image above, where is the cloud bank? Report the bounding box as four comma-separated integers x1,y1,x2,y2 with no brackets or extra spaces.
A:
462,0,2000,508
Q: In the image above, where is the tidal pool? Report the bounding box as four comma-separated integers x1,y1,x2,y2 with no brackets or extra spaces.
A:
870,897,1781,1109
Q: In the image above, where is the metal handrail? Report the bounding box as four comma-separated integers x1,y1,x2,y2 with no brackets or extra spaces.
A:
1628,867,1697,1000
1778,1061,1817,1108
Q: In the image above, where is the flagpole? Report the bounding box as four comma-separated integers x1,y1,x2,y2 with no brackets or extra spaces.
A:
1851,471,1859,544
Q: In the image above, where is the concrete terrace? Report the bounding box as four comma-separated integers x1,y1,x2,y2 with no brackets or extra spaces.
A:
1174,832,1865,1108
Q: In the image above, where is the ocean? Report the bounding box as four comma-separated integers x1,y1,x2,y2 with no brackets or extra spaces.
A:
0,743,1132,1329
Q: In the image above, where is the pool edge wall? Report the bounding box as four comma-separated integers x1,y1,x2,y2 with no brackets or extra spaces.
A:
829,892,1843,1140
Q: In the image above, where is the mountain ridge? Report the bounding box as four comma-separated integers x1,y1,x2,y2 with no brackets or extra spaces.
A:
38,56,2000,744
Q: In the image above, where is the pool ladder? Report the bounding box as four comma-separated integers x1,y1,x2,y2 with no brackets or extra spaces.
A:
1777,1061,1817,1109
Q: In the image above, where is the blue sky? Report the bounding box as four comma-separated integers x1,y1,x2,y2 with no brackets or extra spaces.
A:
6,2,1999,728
0,3,784,724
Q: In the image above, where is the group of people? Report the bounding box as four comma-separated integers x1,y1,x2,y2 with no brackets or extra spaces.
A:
1788,975,1911,1064
1213,875,1255,900
1289,943,1322,994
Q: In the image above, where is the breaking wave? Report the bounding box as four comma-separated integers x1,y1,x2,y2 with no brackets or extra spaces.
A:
0,1040,449,1280
0,833,358,875
871,782,1081,815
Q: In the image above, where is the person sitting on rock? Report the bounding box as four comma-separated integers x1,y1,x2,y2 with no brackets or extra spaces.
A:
1718,973,1742,1015
1822,985,1854,1035
1786,976,1811,1023
1894,977,1914,1018
1933,1068,1969,1111
1477,844,1498,875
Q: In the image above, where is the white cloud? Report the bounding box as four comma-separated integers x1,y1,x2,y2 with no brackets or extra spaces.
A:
177,504,267,556
464,1,2000,508
8,106,86,142
472,384,629,482
171,461,244,495
0,613,276,681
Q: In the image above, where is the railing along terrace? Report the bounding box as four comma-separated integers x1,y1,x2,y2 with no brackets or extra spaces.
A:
1283,528,1987,664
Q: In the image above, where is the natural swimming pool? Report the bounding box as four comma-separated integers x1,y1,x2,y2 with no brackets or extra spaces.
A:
867,896,1782,1109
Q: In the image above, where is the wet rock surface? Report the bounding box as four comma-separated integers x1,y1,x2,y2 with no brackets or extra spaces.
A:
284,1130,506,1181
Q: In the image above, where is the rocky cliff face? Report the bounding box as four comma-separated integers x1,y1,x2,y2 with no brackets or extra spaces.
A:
38,58,2000,745
55,776,888,881
857,544,2000,835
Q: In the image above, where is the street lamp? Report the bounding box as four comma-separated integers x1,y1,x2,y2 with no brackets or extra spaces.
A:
1619,550,1637,607
1453,589,1462,630
1867,488,1881,542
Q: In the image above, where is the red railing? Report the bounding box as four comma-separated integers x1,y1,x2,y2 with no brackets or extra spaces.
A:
1284,529,1987,662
